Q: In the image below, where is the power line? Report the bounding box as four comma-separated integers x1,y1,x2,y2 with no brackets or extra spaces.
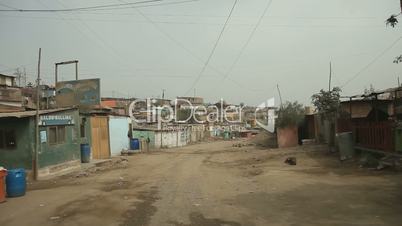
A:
0,0,170,12
184,0,238,96
81,0,198,12
118,13,376,20
54,0,138,71
341,34,402,88
221,0,273,83
119,0,268,94
0,3,18,10
0,14,386,28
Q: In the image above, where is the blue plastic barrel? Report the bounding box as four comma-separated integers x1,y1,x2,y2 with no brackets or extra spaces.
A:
130,138,140,150
80,144,91,163
6,168,26,197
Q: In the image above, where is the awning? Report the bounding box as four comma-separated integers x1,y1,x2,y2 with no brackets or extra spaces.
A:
0,107,75,119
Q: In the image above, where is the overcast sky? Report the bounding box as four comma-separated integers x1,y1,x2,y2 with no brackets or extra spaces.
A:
1,0,402,106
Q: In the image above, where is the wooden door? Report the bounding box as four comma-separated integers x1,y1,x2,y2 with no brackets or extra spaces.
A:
91,117,111,159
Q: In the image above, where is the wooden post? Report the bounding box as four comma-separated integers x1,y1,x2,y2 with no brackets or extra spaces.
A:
75,61,78,80
34,48,41,181
55,63,58,85
349,97,352,119
329,61,332,91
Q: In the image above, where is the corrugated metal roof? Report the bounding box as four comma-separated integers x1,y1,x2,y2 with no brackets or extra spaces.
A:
0,74,16,78
342,86,402,100
0,108,76,118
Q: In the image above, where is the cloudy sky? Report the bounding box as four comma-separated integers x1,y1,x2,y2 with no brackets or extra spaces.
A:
0,0,401,106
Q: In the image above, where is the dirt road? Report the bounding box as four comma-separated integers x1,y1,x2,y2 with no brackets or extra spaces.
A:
1,140,402,226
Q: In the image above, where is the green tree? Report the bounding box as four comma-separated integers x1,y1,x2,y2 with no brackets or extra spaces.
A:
311,87,342,148
386,0,402,27
385,0,402,64
386,1,402,62
311,87,341,119
276,101,305,129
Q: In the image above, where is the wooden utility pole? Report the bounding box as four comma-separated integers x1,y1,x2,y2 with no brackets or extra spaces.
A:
75,62,78,80
34,48,41,181
329,61,332,91
23,67,27,86
55,63,58,84
277,84,283,109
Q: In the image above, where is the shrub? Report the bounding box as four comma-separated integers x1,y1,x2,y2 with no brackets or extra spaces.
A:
276,101,305,129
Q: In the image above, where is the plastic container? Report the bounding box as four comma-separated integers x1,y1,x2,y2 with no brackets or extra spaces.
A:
337,132,355,160
80,143,91,163
0,169,7,203
223,131,230,140
6,168,26,197
130,138,140,150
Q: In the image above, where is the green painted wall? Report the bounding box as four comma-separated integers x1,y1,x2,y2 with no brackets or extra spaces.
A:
133,130,155,148
0,117,34,169
0,110,88,170
38,110,81,168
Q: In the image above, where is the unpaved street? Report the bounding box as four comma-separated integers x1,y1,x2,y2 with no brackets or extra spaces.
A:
1,140,402,226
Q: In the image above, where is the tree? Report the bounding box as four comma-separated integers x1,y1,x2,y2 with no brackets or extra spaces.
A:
393,55,402,64
311,87,341,148
276,101,305,129
311,87,341,119
386,1,402,62
386,0,402,27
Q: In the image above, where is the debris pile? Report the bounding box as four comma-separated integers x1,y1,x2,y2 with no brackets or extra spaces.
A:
284,157,297,165
232,143,254,148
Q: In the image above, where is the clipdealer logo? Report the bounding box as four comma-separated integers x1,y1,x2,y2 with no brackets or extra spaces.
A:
128,98,276,132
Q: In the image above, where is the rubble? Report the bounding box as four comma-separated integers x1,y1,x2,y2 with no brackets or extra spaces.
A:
49,216,60,220
284,157,297,165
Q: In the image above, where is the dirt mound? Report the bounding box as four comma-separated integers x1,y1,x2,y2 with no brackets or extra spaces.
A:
250,131,277,148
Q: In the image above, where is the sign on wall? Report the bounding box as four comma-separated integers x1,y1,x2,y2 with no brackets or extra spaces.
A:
40,130,47,143
55,78,100,107
39,115,74,126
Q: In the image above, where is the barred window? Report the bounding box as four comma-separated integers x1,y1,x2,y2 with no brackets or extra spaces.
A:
48,126,66,145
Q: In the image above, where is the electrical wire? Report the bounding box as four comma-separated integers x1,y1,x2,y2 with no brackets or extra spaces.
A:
120,0,268,94
0,3,18,10
220,0,273,83
341,34,402,88
0,0,166,12
80,0,198,12
54,0,135,71
183,0,238,96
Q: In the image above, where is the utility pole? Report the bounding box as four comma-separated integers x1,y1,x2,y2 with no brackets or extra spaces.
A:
75,62,78,80
23,67,27,87
162,89,165,99
329,61,332,91
14,68,21,87
34,48,41,181
398,76,400,87
14,67,26,87
55,64,58,84
277,84,283,109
